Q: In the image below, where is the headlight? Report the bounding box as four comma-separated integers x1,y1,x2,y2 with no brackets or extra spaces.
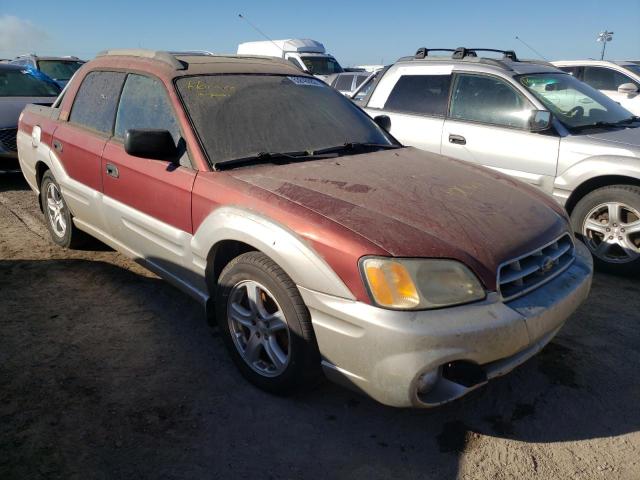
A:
361,257,485,310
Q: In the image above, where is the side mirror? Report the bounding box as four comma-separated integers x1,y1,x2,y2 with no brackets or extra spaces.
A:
373,115,391,132
124,129,177,161
618,83,639,96
529,110,552,132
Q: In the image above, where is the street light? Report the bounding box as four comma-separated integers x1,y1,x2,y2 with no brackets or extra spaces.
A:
596,30,614,60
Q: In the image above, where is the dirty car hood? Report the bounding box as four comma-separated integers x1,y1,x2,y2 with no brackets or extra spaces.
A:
229,147,569,288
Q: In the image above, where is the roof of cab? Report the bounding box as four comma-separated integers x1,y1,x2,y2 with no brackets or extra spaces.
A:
93,49,305,78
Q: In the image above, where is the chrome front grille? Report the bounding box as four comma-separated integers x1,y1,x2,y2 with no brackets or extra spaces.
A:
0,128,18,152
498,233,575,301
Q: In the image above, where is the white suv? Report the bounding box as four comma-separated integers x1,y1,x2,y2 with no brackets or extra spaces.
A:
552,60,640,115
358,48,640,273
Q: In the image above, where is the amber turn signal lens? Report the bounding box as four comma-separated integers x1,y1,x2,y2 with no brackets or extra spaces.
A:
363,259,420,308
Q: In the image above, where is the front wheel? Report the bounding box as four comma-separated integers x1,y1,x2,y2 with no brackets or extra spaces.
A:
215,252,321,394
571,185,640,274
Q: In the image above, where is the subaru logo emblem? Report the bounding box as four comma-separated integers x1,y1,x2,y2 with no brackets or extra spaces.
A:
540,257,555,274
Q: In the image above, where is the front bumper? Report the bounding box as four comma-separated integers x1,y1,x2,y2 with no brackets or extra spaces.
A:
299,241,593,408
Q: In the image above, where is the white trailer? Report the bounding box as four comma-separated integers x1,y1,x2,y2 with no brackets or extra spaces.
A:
237,39,343,80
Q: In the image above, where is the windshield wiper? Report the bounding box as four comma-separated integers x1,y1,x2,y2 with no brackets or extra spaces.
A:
312,142,401,156
615,116,640,126
570,116,640,132
215,150,336,170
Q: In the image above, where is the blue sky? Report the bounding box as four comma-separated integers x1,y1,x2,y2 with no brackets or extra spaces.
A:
1,0,639,65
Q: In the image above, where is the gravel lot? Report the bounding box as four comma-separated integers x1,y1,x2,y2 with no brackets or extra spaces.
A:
1,171,639,480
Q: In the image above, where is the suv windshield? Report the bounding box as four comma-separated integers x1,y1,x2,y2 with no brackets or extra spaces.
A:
0,68,61,97
300,56,343,76
37,60,84,81
519,73,634,129
176,74,392,166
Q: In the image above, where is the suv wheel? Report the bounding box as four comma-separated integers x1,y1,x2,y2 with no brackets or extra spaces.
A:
40,170,86,248
215,252,321,394
571,185,640,274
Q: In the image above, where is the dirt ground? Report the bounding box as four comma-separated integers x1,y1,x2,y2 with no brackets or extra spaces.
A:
1,170,639,480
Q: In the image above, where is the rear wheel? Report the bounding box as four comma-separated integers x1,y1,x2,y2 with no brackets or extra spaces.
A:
571,185,640,274
40,170,87,248
215,252,321,394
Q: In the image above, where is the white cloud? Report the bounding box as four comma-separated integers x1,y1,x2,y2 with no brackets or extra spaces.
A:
0,15,50,58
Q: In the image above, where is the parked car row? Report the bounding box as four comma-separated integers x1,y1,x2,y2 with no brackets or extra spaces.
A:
16,49,594,408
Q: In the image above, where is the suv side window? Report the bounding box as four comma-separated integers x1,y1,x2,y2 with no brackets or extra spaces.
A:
69,71,126,134
449,74,531,129
383,74,451,116
114,74,180,142
582,66,639,90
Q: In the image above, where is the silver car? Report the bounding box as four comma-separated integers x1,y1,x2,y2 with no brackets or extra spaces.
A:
360,47,640,273
0,64,60,164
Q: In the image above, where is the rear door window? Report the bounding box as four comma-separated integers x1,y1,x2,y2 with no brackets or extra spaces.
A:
114,74,180,142
449,73,531,129
69,71,126,134
383,74,451,116
582,66,639,90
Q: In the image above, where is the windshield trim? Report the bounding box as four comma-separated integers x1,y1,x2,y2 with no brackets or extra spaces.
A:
174,73,394,170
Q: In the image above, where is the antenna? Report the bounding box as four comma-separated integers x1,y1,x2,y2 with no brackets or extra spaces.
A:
515,36,548,61
238,13,284,54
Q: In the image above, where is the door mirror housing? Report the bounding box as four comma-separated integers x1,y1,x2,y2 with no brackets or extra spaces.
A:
124,129,177,161
373,115,391,132
618,82,639,96
529,110,552,132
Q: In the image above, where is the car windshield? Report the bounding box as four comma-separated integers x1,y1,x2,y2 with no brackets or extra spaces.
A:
37,60,84,81
519,73,634,129
0,68,61,97
300,56,343,75
623,64,640,76
176,74,393,166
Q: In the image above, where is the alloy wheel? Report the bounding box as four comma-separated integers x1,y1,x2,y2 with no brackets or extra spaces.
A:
227,280,291,377
46,182,67,238
582,201,640,263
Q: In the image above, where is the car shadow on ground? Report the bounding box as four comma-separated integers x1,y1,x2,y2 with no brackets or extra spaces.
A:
1,255,639,479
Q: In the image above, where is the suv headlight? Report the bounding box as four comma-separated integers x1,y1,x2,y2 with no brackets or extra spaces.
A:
361,257,485,310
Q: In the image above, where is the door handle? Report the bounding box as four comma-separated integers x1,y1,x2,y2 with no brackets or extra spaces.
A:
52,140,63,152
105,163,119,178
448,134,466,145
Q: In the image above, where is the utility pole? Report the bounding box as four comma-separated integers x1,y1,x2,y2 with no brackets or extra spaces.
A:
596,30,614,60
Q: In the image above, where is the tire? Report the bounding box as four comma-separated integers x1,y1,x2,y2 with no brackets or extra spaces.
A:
40,170,87,248
215,251,321,394
570,185,640,274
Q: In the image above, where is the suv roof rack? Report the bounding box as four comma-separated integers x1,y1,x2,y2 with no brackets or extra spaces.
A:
406,47,556,72
452,48,518,61
414,48,456,59
96,49,186,70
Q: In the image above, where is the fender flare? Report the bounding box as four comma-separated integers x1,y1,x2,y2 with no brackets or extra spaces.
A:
191,206,356,300
554,155,640,202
